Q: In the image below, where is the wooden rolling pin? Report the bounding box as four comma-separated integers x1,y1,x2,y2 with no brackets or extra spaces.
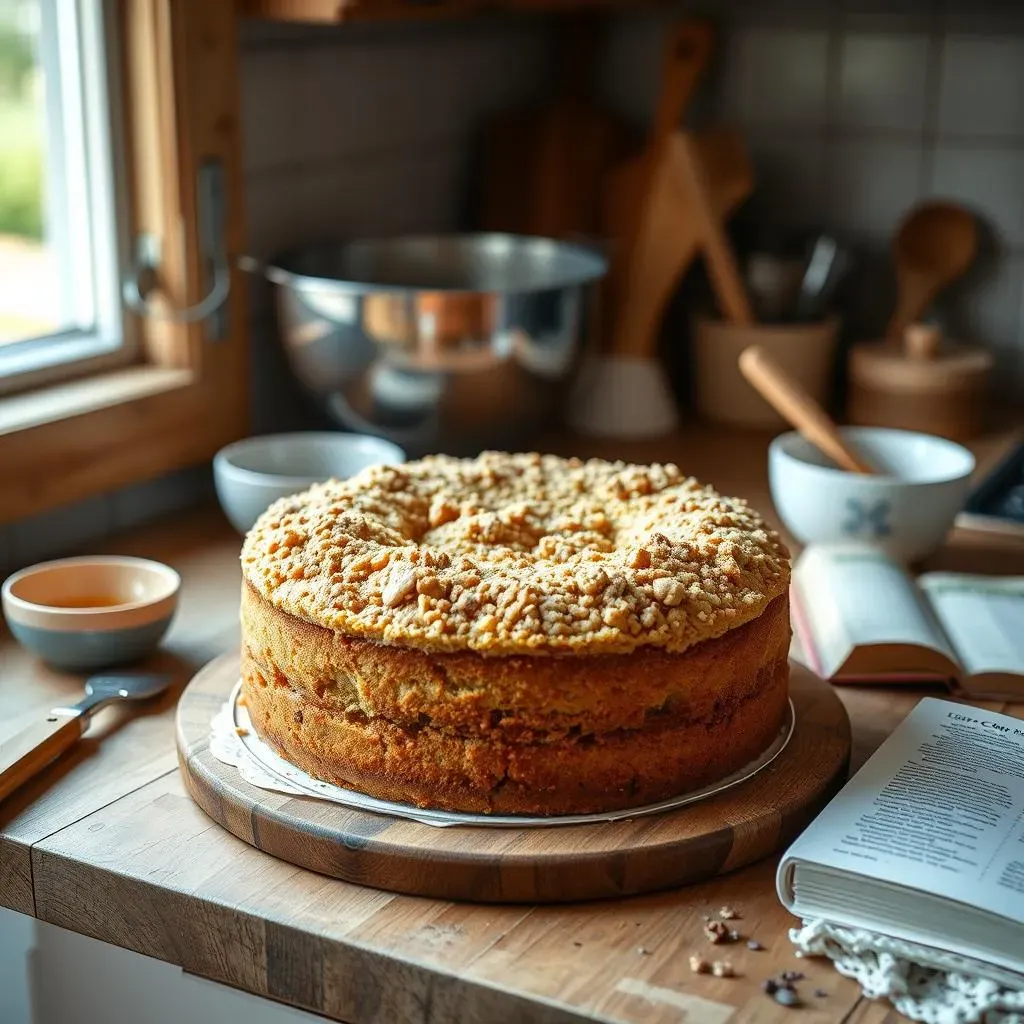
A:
738,345,875,474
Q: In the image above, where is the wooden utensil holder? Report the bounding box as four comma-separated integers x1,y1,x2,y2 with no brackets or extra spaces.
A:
694,317,838,430
848,324,993,441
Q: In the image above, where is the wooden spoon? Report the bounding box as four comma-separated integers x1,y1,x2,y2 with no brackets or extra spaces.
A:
738,345,876,474
886,201,977,341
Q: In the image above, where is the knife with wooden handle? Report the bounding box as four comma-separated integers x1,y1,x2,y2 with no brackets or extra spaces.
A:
0,714,84,803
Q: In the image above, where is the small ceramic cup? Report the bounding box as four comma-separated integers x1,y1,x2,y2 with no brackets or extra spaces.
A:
213,431,407,534
2,556,181,670
769,426,976,563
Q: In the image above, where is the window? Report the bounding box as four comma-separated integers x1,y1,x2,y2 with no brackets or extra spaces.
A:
0,1,249,523
0,0,128,392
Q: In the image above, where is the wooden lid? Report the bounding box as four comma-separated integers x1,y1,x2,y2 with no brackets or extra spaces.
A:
849,323,993,393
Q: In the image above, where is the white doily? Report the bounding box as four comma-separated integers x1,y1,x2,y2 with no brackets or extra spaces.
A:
791,920,1024,1024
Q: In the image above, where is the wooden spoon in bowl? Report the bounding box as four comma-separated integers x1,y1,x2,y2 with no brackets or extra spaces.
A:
885,201,977,342
738,345,876,474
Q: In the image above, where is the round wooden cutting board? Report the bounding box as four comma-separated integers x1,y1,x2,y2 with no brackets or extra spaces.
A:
176,654,850,903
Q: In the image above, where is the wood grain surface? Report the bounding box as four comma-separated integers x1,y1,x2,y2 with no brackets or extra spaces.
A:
3,424,1024,1023
176,655,850,903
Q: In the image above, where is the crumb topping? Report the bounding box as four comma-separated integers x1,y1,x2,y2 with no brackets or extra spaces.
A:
240,452,790,655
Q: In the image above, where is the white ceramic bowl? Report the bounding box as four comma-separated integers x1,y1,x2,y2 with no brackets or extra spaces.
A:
2,556,181,670
213,431,406,534
768,427,976,563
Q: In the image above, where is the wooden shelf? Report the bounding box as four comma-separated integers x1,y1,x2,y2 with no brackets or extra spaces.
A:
240,0,658,24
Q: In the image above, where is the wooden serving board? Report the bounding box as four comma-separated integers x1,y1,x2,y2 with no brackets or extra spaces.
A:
176,654,850,903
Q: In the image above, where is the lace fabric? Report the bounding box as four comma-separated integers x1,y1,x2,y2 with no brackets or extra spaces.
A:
790,920,1024,1024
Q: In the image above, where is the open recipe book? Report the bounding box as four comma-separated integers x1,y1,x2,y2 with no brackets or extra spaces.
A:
777,698,1024,985
791,545,1024,699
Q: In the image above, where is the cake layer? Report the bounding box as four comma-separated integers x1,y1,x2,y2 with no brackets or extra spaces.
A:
242,653,789,815
241,453,791,656
242,581,791,740
240,588,791,815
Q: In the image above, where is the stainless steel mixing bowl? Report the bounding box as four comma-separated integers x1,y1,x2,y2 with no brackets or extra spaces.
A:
261,234,608,455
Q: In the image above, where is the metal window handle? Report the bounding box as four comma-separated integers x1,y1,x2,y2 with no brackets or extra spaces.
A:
122,159,230,336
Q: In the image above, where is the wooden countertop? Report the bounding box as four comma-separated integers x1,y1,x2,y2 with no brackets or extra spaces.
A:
2,424,1024,1024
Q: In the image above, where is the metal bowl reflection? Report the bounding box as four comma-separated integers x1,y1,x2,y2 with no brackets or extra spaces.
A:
264,234,608,455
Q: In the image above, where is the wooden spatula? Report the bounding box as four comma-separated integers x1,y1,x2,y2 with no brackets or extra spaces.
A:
601,19,718,358
739,345,876,474
604,18,715,255
674,135,755,325
603,130,753,359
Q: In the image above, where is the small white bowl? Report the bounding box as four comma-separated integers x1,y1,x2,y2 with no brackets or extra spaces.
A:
214,431,406,534
2,556,180,670
769,427,975,563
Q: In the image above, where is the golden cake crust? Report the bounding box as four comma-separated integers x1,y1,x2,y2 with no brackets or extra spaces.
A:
241,453,790,657
241,586,791,815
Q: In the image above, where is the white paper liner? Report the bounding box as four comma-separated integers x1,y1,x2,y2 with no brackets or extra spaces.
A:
210,680,795,829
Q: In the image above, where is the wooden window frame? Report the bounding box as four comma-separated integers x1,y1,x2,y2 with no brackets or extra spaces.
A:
0,0,249,524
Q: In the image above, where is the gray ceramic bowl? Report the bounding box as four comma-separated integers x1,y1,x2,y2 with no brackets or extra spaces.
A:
213,431,406,534
2,556,180,670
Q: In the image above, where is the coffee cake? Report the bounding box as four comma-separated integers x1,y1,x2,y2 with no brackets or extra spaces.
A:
239,453,791,815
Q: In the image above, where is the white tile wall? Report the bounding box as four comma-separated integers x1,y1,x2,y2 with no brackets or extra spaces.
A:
826,140,926,241
948,254,1024,387
702,4,1024,392
741,129,829,230
937,36,1024,138
724,28,832,128
930,147,1024,248
837,33,931,133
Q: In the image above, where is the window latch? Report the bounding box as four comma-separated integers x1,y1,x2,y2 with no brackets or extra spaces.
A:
122,158,230,339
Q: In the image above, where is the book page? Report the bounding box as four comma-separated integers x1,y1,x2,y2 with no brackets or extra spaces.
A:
793,546,957,679
779,698,1024,927
919,574,1024,680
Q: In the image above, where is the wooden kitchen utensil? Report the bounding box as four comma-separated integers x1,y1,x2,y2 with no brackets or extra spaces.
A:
604,130,752,353
478,14,631,239
569,19,732,439
178,652,850,903
739,345,876,474
849,322,994,441
0,674,172,802
696,317,838,429
886,202,978,341
569,130,754,437
601,17,715,351
674,136,755,325
603,129,753,360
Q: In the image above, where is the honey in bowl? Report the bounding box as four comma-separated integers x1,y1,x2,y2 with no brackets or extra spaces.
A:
45,594,131,609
